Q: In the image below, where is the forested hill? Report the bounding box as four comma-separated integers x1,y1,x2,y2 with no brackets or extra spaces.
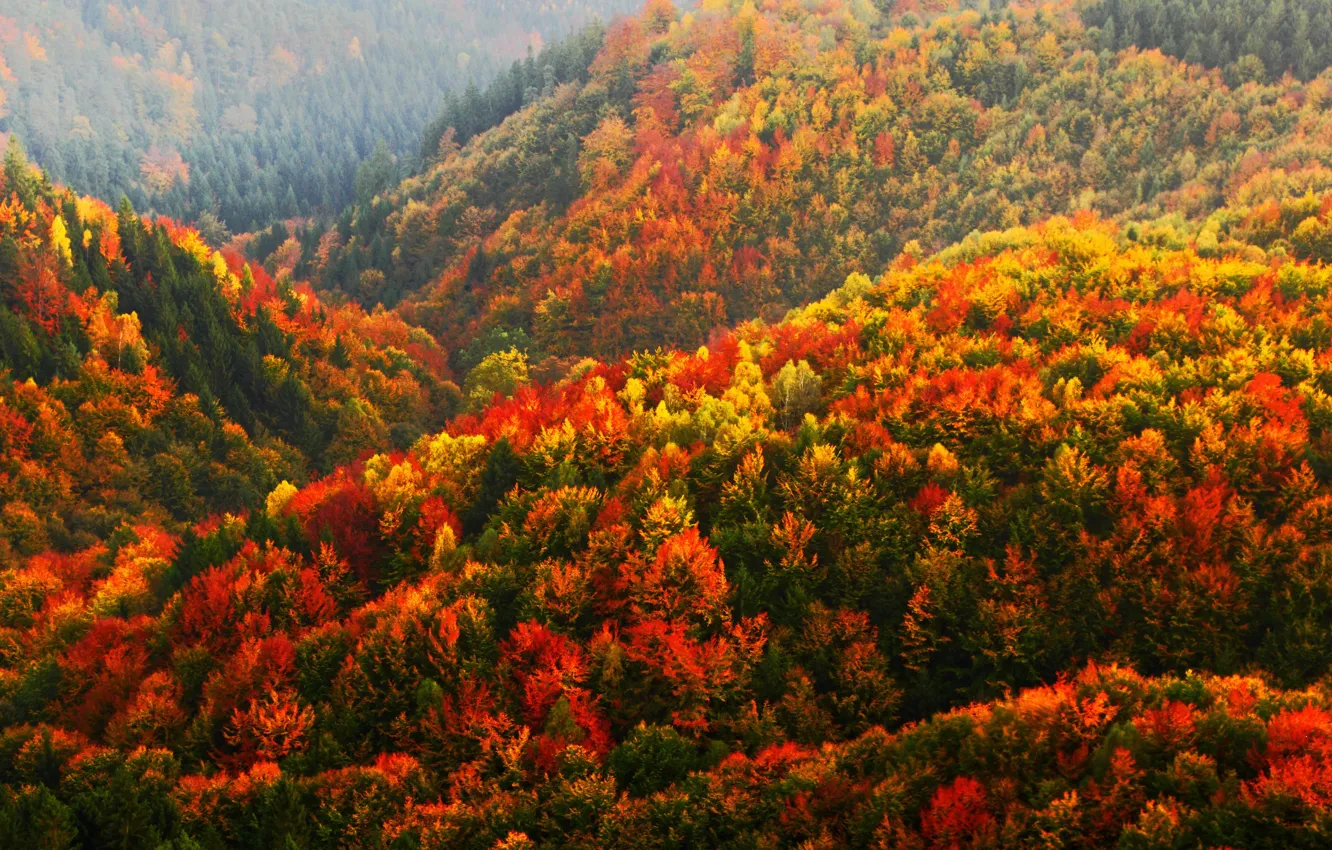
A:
0,0,643,232
0,139,461,561
269,0,1332,373
1081,0,1332,82
9,182,1332,846
9,5,1332,845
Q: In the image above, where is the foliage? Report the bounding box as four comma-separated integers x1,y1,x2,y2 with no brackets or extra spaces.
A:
0,144,459,557
7,2,1332,847
271,0,1332,370
9,198,1332,844
0,0,642,230
1082,0,1332,82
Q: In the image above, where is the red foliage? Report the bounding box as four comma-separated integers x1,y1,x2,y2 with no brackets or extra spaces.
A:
626,528,730,627
61,617,154,735
1138,700,1198,750
203,634,299,722
762,319,861,377
918,362,1044,422
1247,371,1308,444
287,472,381,578
593,496,628,532
425,675,508,749
671,333,741,395
1178,477,1231,557
921,776,995,849
0,402,33,455
621,618,737,734
175,563,240,653
1262,705,1332,764
925,285,971,334
1246,755,1332,810
500,621,611,760
502,621,589,724
412,496,462,559
911,482,951,517
874,131,897,168
293,568,337,625
14,250,73,334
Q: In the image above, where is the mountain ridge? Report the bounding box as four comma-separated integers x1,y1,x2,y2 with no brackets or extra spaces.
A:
265,0,1332,371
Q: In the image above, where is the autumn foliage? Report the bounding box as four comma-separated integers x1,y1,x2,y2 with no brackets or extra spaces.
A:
281,0,1332,372
6,1,1332,847
9,180,1332,843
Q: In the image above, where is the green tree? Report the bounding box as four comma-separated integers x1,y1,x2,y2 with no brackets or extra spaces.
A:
463,348,530,411
771,359,822,430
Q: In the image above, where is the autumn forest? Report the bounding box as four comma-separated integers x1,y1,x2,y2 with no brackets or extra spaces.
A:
4,0,1332,847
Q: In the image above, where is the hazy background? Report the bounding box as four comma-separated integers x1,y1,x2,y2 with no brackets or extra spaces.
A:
0,0,643,231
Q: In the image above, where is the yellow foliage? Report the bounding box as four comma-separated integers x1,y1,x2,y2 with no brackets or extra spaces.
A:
50,215,72,266
364,455,422,510
266,480,299,519
927,443,960,477
419,431,489,505
87,291,148,370
641,494,695,550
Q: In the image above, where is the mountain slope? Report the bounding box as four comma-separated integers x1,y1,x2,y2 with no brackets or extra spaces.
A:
4,664,1331,848
7,202,1332,845
0,141,459,560
0,0,642,230
287,0,1332,367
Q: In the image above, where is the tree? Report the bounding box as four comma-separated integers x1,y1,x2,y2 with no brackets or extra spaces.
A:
14,250,69,336
4,136,41,207
464,437,521,534
355,142,397,207
609,722,695,795
628,529,730,630
770,360,821,430
463,348,530,411
0,784,77,850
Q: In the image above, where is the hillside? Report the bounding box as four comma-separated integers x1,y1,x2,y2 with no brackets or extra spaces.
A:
277,0,1332,369
6,664,1332,848
1081,0,1332,82
8,194,1332,844
0,0,641,231
8,1,1332,847
0,139,460,562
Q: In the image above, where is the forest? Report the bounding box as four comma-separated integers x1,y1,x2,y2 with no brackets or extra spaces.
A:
0,0,642,231
4,0,1332,847
258,0,1332,376
0,137,460,561
1081,0,1332,82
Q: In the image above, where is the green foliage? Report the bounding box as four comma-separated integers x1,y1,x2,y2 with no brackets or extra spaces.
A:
1083,0,1332,82
0,784,77,850
464,437,522,534
0,0,640,230
609,723,697,796
463,348,530,412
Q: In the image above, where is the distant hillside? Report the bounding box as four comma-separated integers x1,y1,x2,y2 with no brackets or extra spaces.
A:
0,0,643,231
273,0,1332,370
1081,0,1332,82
